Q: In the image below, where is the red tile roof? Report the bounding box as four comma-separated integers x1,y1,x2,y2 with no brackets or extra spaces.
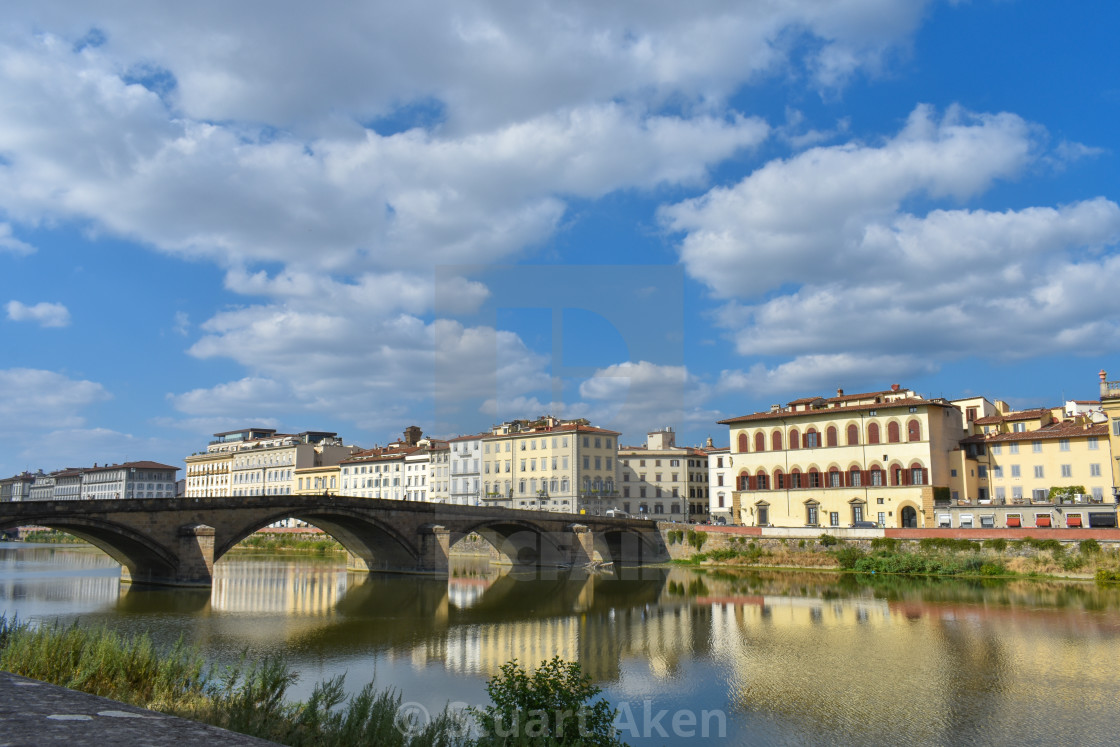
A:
962,420,1107,443
719,397,952,425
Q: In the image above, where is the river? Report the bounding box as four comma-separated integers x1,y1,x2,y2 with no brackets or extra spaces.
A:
2,541,1119,746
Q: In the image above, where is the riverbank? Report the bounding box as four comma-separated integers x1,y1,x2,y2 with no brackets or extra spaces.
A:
668,532,1120,582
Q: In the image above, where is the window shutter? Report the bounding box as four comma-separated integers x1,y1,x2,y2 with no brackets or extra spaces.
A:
922,468,929,485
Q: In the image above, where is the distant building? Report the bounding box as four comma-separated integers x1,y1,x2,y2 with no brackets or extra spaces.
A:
481,416,620,514
618,427,710,521
707,445,733,524
0,472,38,502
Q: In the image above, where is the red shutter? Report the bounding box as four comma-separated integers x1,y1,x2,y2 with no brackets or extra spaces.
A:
747,475,755,491
922,468,929,485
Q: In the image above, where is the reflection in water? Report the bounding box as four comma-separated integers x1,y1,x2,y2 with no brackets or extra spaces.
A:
4,542,1120,745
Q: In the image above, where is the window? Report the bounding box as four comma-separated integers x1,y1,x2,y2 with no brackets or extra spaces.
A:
909,406,918,413
1091,463,1101,477
951,468,958,477
1009,443,1019,454
1113,420,1120,437
755,432,766,452
756,472,769,490
852,505,864,523
887,422,900,443
829,512,839,527
1012,423,1027,433
991,444,1001,455
993,466,1003,478
806,504,818,525
805,431,819,448
738,433,748,452
772,431,783,451
867,422,880,444
978,465,987,478
966,407,978,422
995,486,1006,501
826,426,838,447
870,469,883,486
1032,441,1042,453
1034,465,1044,479
907,419,921,442
850,468,861,487
1061,465,1072,478
1032,489,1048,501
1011,464,1020,478
1093,487,1104,500
911,467,924,485
1012,486,1023,500
847,424,859,445
1059,439,1070,451
756,506,768,525
790,430,801,449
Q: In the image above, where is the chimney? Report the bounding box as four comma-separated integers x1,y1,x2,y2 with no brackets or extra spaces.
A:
836,388,844,397
891,384,900,392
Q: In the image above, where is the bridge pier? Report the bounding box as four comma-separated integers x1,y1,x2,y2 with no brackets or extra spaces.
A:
419,525,451,573
119,523,215,587
567,524,603,566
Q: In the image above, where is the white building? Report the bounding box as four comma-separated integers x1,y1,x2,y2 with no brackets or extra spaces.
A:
448,434,485,506
707,446,733,524
81,461,179,500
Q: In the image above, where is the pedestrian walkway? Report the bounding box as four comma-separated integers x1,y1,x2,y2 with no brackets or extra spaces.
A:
0,671,276,746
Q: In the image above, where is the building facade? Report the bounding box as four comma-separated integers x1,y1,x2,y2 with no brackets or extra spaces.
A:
448,434,485,506
0,472,37,502
481,416,620,514
707,447,733,524
719,386,965,528
618,427,710,521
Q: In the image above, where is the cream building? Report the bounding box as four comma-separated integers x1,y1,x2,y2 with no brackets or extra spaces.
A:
294,464,339,495
448,434,486,506
429,443,450,503
186,427,357,498
618,427,710,521
81,461,179,500
720,386,965,528
481,416,620,514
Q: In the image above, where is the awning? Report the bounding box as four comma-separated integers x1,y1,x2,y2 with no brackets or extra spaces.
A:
1035,515,1052,528
1006,516,1021,527
1067,515,1082,528
1089,513,1118,528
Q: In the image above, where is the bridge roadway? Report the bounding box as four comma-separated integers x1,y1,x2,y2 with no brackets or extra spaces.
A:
0,495,669,587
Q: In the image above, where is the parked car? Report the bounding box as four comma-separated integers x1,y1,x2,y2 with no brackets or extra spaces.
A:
850,520,877,528
604,509,630,518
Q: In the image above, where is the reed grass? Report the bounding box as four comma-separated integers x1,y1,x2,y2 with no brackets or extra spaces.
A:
0,616,468,746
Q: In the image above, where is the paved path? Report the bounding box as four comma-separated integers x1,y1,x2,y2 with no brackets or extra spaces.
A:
0,671,277,746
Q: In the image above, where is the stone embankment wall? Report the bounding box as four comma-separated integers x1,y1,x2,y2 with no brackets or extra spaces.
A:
657,523,1120,563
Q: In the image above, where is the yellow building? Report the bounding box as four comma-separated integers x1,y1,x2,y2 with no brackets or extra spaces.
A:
618,427,710,521
294,464,340,495
719,386,965,528
1100,369,1120,488
481,415,620,514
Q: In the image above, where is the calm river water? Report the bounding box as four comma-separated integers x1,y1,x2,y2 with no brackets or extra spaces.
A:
2,541,1120,746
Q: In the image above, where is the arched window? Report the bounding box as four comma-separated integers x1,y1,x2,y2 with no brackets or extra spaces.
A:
868,422,880,444
887,421,901,443
847,424,859,445
891,466,903,486
738,432,749,453
560,478,569,493
790,468,802,489
910,462,927,485
826,426,838,447
519,479,526,494
869,466,884,486
772,431,783,451
790,429,801,449
738,472,750,491
774,469,785,489
850,466,862,487
808,468,821,488
806,429,819,448
828,467,841,487
907,419,921,442
718,493,725,508
756,470,769,490
755,432,766,452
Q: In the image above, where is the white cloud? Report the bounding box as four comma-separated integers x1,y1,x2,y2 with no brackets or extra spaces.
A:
579,361,723,441
664,104,1040,299
6,300,70,327
0,368,110,429
718,355,938,400
0,223,35,254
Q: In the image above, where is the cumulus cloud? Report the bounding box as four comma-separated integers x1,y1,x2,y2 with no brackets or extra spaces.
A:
579,361,723,440
6,300,71,327
663,104,1120,381
0,368,110,429
0,223,35,255
718,355,938,400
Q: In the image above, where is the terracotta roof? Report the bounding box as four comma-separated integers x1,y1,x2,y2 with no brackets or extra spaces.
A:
827,388,900,403
964,421,1107,443
341,446,418,464
482,423,620,439
85,461,179,472
446,433,489,442
719,397,952,425
973,408,1052,425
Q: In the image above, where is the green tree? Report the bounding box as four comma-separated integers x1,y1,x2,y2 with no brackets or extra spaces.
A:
471,657,624,746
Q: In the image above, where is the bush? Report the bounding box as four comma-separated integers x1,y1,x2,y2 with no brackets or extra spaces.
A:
918,537,980,552
1080,539,1102,555
471,657,623,746
818,533,839,547
979,563,1006,576
686,530,708,551
833,546,865,570
1095,568,1120,584
870,538,899,552
982,539,1007,552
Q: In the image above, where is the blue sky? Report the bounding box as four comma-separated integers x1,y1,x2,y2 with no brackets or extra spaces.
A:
2,1,1119,476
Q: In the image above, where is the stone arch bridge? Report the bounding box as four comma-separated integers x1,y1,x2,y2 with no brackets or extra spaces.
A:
0,495,669,587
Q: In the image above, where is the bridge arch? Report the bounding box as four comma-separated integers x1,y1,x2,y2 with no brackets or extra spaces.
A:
0,515,178,585
456,518,569,566
215,508,422,572
601,527,663,564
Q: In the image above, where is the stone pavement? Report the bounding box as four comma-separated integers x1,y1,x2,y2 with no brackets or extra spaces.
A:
0,671,277,746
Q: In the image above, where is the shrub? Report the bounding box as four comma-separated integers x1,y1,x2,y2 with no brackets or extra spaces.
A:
833,546,865,570
918,537,980,552
870,538,899,552
472,657,623,746
1080,539,1102,555
686,530,708,550
979,563,1006,576
1095,569,1120,584
982,539,1007,552
818,533,839,547
798,539,806,549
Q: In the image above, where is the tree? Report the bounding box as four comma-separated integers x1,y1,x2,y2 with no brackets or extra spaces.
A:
471,657,624,746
